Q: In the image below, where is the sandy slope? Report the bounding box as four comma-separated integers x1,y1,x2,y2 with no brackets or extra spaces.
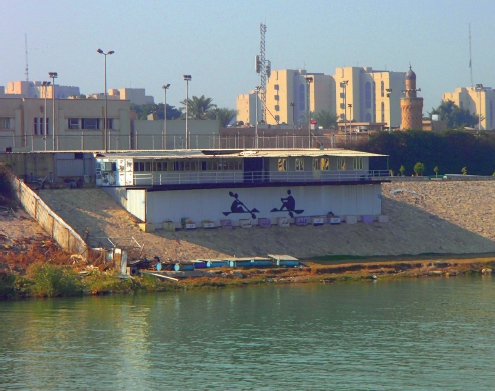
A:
33,180,495,260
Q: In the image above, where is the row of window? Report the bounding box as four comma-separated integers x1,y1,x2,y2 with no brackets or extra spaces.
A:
133,159,244,172
0,117,13,130
68,118,113,130
278,157,363,171
34,118,49,135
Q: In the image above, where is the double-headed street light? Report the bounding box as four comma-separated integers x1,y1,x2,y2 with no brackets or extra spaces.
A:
304,76,313,148
97,49,115,152
162,84,170,149
48,72,57,150
475,83,483,133
183,75,192,149
386,88,392,132
42,81,51,151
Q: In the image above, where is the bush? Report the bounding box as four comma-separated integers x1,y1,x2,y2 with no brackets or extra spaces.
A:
28,263,83,297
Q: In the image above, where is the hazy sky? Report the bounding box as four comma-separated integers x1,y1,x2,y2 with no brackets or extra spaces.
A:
2,0,495,113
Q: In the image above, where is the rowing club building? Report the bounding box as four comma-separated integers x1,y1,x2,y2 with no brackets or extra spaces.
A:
96,148,390,229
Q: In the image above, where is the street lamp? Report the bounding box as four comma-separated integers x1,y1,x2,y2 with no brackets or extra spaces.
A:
290,102,295,148
254,86,261,148
183,75,192,149
348,103,352,137
340,80,349,140
162,84,170,149
476,83,483,133
97,49,115,152
305,76,313,148
386,88,392,132
48,72,57,150
42,81,51,151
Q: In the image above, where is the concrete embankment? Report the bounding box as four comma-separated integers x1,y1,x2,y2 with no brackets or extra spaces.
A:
32,180,495,259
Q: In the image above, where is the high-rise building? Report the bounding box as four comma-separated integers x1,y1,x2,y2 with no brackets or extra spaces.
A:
443,86,495,130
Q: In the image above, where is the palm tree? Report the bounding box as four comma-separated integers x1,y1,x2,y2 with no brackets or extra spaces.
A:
216,108,238,127
312,110,338,129
180,95,217,120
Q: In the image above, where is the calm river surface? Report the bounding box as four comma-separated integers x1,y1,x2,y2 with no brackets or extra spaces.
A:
2,276,495,390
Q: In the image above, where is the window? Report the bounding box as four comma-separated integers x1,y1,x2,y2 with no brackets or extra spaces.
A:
353,157,364,170
299,84,305,110
313,158,329,171
340,93,345,98
134,162,145,171
295,158,304,171
106,119,113,130
381,81,384,97
491,101,493,128
274,84,279,90
278,158,287,171
45,118,49,135
340,103,345,109
365,113,372,122
460,101,464,108
275,115,280,122
34,118,38,135
274,95,279,101
0,117,12,130
381,102,385,123
145,162,151,171
68,118,79,129
337,157,346,170
82,118,99,130
275,105,280,111
365,82,372,109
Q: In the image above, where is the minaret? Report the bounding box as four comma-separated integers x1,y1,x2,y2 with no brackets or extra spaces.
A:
400,66,423,130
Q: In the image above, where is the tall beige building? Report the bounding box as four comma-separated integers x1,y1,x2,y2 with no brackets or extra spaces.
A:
237,67,406,128
443,86,495,130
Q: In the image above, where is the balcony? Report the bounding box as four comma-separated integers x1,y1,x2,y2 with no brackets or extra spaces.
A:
131,170,390,187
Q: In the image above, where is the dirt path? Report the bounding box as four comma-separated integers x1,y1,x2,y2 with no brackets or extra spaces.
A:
35,181,495,260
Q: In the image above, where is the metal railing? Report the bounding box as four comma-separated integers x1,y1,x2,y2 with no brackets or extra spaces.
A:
132,170,390,186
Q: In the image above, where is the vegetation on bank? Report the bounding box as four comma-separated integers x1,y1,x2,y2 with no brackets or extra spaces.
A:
357,129,495,176
2,257,495,300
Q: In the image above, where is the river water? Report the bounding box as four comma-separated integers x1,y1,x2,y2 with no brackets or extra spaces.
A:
1,276,495,390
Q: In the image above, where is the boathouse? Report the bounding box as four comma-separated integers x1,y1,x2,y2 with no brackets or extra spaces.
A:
95,148,389,227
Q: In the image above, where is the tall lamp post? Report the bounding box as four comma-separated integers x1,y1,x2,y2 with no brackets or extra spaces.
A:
475,84,483,134
386,88,392,132
48,72,57,150
42,81,51,151
254,86,261,148
348,103,353,138
304,76,313,148
183,75,191,149
340,80,348,140
290,102,295,148
97,49,114,152
162,84,170,149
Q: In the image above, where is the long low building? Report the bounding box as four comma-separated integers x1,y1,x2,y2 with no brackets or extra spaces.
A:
96,148,390,226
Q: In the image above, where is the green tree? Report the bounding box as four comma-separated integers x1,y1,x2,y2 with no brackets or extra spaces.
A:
131,103,181,120
462,166,467,175
399,165,406,176
311,110,338,129
434,166,439,178
180,95,217,120
215,108,238,127
414,162,425,176
429,100,479,129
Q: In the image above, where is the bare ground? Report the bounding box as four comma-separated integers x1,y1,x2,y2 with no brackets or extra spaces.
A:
26,180,495,260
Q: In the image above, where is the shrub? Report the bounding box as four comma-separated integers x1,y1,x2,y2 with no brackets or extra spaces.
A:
28,263,83,297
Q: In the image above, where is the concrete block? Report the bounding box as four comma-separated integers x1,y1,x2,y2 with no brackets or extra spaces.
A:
311,216,325,226
138,223,155,232
278,217,290,227
239,219,252,229
258,218,271,228
328,216,341,225
201,221,215,229
295,216,309,226
345,215,358,224
377,215,389,223
221,220,233,229
162,221,176,232
361,215,374,224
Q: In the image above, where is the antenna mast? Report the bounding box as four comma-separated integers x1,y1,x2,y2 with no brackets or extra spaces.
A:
469,23,473,87
25,34,29,81
259,23,267,123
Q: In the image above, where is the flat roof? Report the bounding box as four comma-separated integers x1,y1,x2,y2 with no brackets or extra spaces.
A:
96,148,387,159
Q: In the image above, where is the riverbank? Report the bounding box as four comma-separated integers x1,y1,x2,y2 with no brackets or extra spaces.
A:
2,252,494,299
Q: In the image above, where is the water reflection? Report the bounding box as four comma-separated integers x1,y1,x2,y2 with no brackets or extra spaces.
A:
1,277,495,390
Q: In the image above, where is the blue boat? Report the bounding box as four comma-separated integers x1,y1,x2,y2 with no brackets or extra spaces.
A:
174,263,195,271
228,259,252,268
206,260,230,268
251,258,273,267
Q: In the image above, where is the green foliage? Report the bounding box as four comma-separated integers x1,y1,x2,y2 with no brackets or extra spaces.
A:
28,264,83,298
180,95,217,120
434,166,439,177
399,165,406,176
462,166,467,175
216,108,238,127
429,100,479,129
311,110,338,129
356,129,495,176
131,103,181,120
414,162,425,176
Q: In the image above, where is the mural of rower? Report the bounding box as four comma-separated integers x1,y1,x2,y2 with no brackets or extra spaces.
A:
223,191,260,219
271,190,304,218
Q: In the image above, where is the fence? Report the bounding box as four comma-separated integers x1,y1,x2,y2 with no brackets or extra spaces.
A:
1,132,370,152
7,169,88,256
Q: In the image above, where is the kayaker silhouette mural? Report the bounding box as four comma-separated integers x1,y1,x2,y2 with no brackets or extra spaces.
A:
271,190,304,218
223,191,260,219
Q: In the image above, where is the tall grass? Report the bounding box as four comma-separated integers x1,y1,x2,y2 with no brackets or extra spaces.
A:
27,263,83,297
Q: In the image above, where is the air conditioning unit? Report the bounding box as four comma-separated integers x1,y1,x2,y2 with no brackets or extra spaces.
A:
101,162,114,172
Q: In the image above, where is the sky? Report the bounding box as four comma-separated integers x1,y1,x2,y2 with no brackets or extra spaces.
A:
2,0,495,113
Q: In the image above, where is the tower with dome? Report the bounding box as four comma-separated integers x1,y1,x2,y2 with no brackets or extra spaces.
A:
400,66,423,130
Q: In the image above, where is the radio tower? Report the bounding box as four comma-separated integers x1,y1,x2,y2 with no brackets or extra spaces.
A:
255,23,271,123
25,34,29,81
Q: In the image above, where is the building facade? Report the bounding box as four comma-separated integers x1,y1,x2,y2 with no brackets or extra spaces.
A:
443,86,495,130
1,81,80,99
237,67,406,129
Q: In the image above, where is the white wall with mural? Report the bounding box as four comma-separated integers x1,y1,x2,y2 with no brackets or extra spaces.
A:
143,184,382,224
